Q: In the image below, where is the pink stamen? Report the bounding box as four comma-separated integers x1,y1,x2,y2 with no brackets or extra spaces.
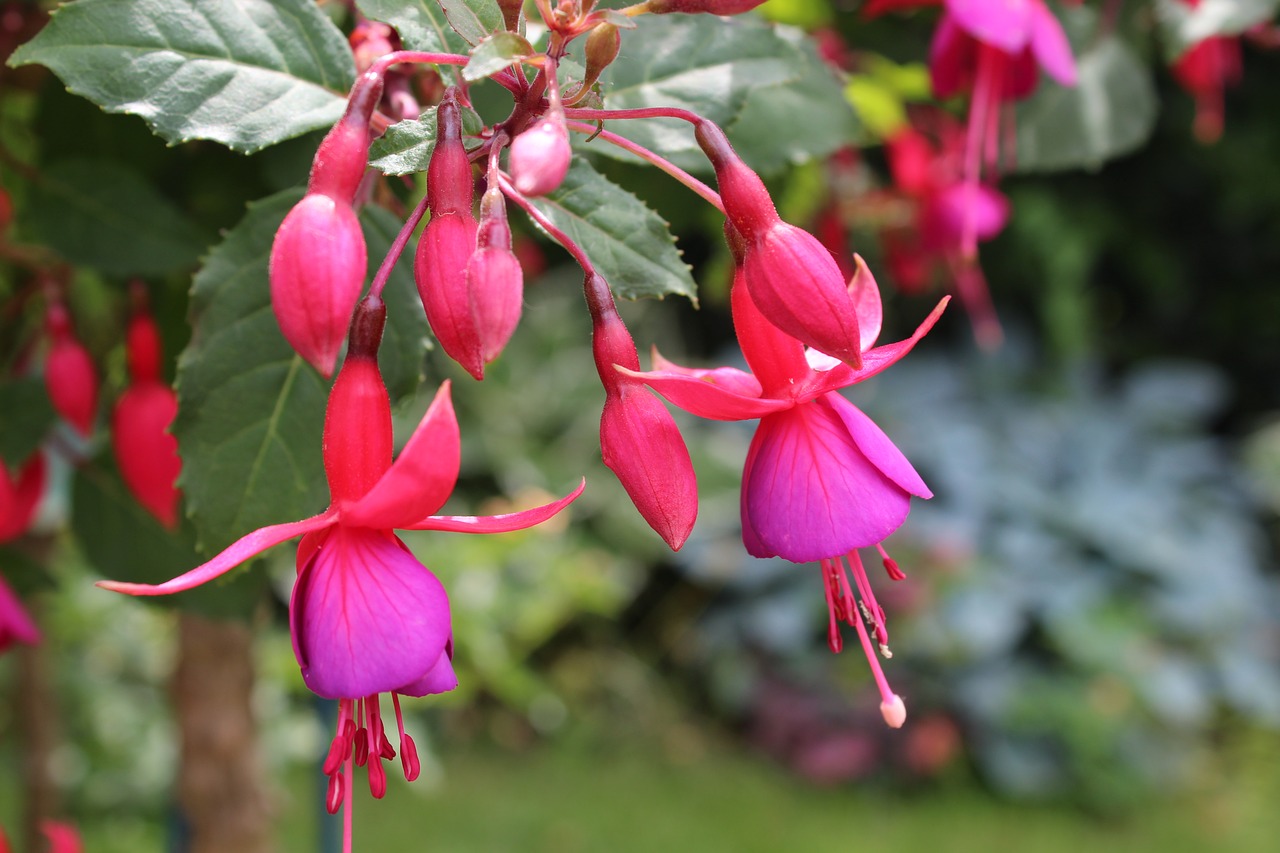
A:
877,543,906,581
325,770,345,815
849,586,899,712
847,551,890,647
392,693,422,782
342,754,353,853
821,558,845,653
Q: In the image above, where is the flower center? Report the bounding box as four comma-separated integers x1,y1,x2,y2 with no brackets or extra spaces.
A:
322,693,421,815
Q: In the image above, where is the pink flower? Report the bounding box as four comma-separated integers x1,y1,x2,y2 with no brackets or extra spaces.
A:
1169,0,1244,144
98,294,583,809
0,450,43,653
620,260,946,726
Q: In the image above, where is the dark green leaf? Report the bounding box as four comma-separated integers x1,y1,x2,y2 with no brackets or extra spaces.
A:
8,0,353,153
174,189,330,555
1156,0,1279,56
0,378,55,465
369,105,486,175
174,189,430,553
439,0,506,47
71,457,266,620
1014,8,1157,174
27,159,209,275
464,32,534,83
593,16,802,173
0,546,55,595
358,0,471,55
528,159,696,302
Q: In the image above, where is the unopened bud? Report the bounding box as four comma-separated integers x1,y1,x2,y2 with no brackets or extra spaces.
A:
125,283,163,383
323,296,393,505
415,212,483,378
644,0,767,13
427,91,474,216
310,70,384,202
581,24,621,91
0,453,47,547
112,381,181,528
43,303,99,436
465,184,524,366
509,110,571,198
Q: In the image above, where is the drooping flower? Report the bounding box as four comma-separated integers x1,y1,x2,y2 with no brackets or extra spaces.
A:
619,249,946,726
1168,0,1244,144
111,289,181,528
98,294,583,815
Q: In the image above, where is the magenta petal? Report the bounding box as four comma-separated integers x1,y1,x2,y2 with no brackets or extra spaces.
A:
826,394,931,499
0,574,40,652
342,382,461,529
1028,0,1077,87
947,0,1034,53
291,527,450,699
743,400,912,563
406,479,586,532
97,508,339,596
738,426,774,559
926,183,1010,248
619,366,791,421
397,647,459,697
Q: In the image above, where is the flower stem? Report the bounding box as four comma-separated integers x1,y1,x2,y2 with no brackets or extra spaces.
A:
369,193,430,300
564,106,703,125
565,119,723,212
370,50,470,77
497,172,596,274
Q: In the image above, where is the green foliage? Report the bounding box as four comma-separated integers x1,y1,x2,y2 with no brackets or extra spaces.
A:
528,159,697,302
26,158,210,276
437,0,506,46
0,377,55,465
1014,7,1158,173
464,32,535,82
595,15,855,175
8,0,354,153
357,0,470,55
369,104,487,174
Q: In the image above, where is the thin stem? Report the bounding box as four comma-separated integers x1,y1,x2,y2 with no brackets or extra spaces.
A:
564,106,702,125
342,754,353,853
369,194,430,299
370,50,469,76
565,119,723,212
497,172,595,273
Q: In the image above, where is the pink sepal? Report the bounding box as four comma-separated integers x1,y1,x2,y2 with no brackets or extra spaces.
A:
96,508,338,596
616,366,791,421
405,479,586,532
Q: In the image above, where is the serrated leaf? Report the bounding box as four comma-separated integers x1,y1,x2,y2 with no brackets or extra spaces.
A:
1014,8,1157,174
369,105,486,174
72,457,264,620
464,32,534,82
8,0,353,153
1156,0,1279,55
439,0,506,46
528,159,696,302
358,0,471,55
26,158,209,275
175,189,429,553
0,378,55,465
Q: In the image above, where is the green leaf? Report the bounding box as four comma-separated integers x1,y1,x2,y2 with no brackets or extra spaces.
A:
71,457,265,620
174,189,430,553
1014,8,1157,174
438,0,506,47
528,159,696,303
26,158,209,276
8,0,354,153
464,32,534,82
369,105,486,175
0,378,55,466
594,16,835,174
1156,0,1279,55
358,0,471,55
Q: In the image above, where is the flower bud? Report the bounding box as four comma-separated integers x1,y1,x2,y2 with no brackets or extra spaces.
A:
508,109,571,198
696,120,863,367
112,381,181,528
323,295,393,505
0,452,46,544
579,24,621,93
416,213,482,379
43,303,99,436
426,92,474,217
269,193,367,377
465,184,524,366
586,273,698,550
643,0,767,13
309,70,384,203
125,282,163,383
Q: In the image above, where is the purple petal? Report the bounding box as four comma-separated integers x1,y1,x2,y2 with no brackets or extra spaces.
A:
397,646,459,697
1029,0,1077,87
826,394,932,499
342,382,460,530
408,479,586,533
0,574,40,652
947,0,1034,53
291,527,450,699
618,366,791,421
743,399,912,563
97,508,339,596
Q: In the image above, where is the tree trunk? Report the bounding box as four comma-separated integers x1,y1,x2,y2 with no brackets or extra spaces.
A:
172,613,273,853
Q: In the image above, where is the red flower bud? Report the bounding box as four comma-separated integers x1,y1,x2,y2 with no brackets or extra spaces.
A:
323,296,393,506
0,452,46,544
697,120,863,368
270,193,367,378
112,382,181,528
586,273,697,550
426,92,474,217
309,70,384,203
509,110,570,198
43,303,99,436
465,184,524,366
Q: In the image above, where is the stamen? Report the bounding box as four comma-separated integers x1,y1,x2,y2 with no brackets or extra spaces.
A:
848,551,889,646
392,693,422,782
821,558,844,653
876,543,906,581
849,593,904,729
325,771,345,815
367,752,388,799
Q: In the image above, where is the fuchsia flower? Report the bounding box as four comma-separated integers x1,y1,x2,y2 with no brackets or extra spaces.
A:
585,271,697,551
620,247,946,726
466,180,525,368
43,302,98,437
270,71,384,378
99,294,583,809
1,451,44,653
112,290,181,528
1169,0,1244,144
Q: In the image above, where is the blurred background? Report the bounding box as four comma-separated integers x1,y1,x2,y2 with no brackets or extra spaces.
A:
3,0,1280,850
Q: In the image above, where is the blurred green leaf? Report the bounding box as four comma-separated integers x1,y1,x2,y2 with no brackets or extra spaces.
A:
27,159,209,275
464,32,534,82
1014,7,1157,173
528,159,697,302
369,105,487,175
439,0,506,46
358,0,470,55
8,0,354,153
0,378,55,465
